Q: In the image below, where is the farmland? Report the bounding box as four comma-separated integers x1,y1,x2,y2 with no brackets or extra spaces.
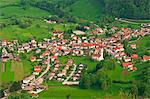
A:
0,60,32,84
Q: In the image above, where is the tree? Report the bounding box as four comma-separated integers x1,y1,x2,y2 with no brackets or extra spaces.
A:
0,90,4,98
97,70,111,90
9,82,21,92
144,85,150,98
130,84,138,98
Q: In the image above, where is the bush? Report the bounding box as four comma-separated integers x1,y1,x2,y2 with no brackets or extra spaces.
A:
9,82,21,92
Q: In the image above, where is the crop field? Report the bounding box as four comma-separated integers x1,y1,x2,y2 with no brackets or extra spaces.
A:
0,60,32,84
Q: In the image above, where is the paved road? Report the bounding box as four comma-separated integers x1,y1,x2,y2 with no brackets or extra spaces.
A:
37,55,51,79
64,64,77,82
31,54,51,84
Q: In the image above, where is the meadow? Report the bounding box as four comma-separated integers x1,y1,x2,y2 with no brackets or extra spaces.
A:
0,60,32,84
65,0,104,21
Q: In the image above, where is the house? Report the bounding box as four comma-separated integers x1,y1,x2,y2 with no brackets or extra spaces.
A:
143,55,150,61
30,56,36,62
124,57,131,62
2,39,7,46
92,54,104,61
84,26,90,30
130,67,137,71
131,54,138,59
51,56,57,61
40,51,49,58
33,66,41,75
18,46,24,53
23,75,35,84
122,62,133,68
1,48,13,62
33,78,44,85
62,81,79,85
96,28,104,33
130,44,136,49
73,30,85,35
22,43,30,50
31,39,37,48
53,30,64,38
22,85,34,91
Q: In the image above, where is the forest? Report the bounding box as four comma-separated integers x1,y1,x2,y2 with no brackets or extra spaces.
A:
20,0,150,20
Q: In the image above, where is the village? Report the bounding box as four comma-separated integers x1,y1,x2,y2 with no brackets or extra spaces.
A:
0,24,150,97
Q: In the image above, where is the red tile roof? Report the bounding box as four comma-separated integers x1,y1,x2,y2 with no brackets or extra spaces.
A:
143,55,150,61
131,54,138,59
30,56,36,61
40,51,49,58
122,62,132,67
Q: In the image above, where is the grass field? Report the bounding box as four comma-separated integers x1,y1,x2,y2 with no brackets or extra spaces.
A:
1,6,50,18
126,36,150,56
1,61,14,82
58,56,99,72
0,21,51,42
66,0,104,21
0,60,33,84
39,86,104,99
0,0,20,7
0,62,4,86
39,84,131,99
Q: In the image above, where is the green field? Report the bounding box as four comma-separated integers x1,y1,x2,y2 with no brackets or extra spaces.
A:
0,60,32,84
125,36,150,56
39,86,105,99
66,0,104,21
1,6,50,18
58,56,99,72
0,0,20,7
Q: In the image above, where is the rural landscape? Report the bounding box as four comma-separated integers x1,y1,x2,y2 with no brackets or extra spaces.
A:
0,0,150,99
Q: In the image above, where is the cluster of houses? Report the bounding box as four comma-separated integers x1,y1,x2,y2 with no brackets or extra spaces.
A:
0,25,150,96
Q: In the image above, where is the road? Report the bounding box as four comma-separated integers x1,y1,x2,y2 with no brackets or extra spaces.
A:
31,54,51,84
64,64,77,82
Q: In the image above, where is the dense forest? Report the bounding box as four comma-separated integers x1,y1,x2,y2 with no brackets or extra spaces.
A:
103,0,150,20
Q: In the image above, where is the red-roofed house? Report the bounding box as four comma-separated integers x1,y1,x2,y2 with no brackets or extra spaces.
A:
124,57,131,62
33,66,41,75
131,54,138,59
130,44,136,49
143,55,150,61
30,56,36,62
40,51,49,58
122,62,133,68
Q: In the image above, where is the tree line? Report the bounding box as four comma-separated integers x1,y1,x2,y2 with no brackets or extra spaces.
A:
102,0,150,20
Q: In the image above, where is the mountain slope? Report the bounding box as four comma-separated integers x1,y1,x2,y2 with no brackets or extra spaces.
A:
65,0,104,21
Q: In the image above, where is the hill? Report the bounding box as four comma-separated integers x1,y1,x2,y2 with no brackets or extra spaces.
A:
65,0,104,21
